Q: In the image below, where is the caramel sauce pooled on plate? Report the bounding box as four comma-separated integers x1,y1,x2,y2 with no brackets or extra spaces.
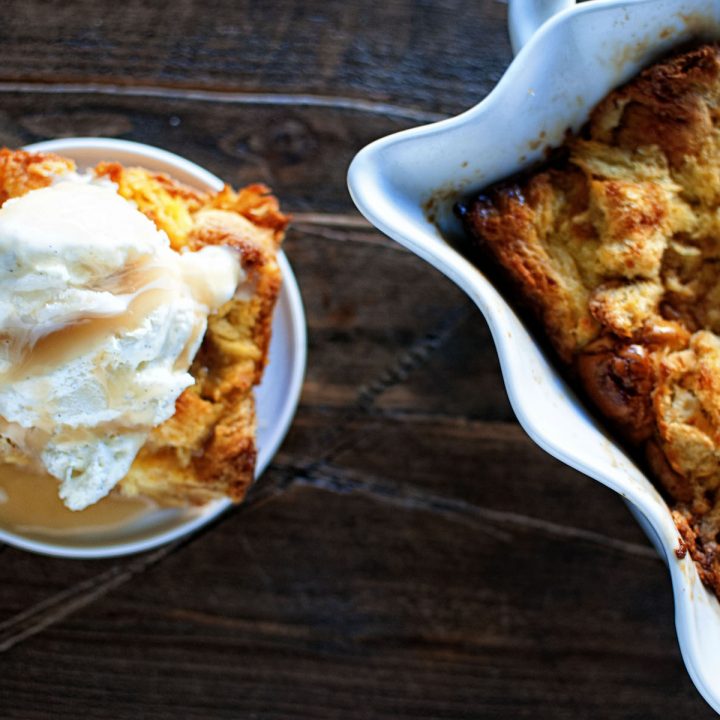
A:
0,463,153,536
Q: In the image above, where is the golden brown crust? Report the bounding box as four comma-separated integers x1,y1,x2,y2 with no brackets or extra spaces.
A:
0,148,288,507
95,164,288,505
458,44,720,598
0,148,75,204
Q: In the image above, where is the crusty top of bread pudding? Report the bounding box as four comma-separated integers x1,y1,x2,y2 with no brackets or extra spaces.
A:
458,44,720,598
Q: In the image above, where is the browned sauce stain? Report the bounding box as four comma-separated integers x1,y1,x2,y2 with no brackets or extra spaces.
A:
679,11,719,33
675,536,688,559
421,195,437,226
609,12,718,74
422,182,465,227
529,131,547,148
0,463,154,536
610,36,655,73
6,286,175,382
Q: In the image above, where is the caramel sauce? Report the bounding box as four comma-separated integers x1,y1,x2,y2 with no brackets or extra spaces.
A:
92,260,164,295
0,463,153,536
5,284,177,382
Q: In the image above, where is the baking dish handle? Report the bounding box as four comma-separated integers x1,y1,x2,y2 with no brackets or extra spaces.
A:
508,0,576,55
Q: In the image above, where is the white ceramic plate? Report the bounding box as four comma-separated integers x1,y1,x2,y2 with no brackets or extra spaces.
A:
348,0,720,712
0,137,306,559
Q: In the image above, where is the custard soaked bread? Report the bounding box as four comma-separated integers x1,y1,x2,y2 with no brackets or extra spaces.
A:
457,45,720,597
0,148,287,507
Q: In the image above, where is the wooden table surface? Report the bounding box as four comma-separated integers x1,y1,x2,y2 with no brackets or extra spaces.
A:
0,1,716,718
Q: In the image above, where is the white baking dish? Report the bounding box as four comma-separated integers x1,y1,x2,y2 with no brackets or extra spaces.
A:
348,0,720,711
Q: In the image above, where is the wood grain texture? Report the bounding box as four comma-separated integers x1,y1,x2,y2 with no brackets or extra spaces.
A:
0,0,716,718
0,0,510,114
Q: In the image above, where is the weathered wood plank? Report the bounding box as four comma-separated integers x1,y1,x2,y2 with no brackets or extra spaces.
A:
0,0,512,115
274,408,651,544
0,482,709,719
0,92,414,212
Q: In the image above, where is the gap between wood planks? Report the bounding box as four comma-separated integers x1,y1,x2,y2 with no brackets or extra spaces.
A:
291,213,403,248
292,213,373,228
290,214,412,252
0,81,448,123
280,462,658,560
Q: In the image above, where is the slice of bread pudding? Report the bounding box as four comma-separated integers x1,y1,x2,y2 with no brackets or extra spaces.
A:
0,148,288,506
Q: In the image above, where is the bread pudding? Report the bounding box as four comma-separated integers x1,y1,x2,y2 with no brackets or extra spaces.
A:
457,44,720,598
0,148,288,510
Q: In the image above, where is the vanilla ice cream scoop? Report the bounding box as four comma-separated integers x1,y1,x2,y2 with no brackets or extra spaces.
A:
0,176,244,510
